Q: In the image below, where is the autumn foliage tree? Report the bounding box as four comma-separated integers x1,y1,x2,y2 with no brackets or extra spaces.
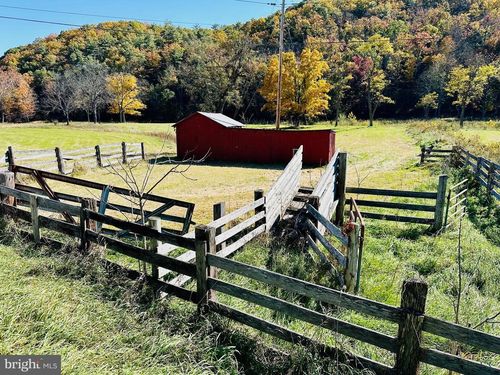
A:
416,92,439,118
353,35,394,127
260,48,331,125
0,69,36,122
107,73,146,123
445,65,498,127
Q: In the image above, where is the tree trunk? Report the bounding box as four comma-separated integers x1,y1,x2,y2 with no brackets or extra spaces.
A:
93,105,98,124
424,107,429,119
65,112,70,125
335,102,340,127
367,94,374,127
459,105,465,128
1,112,4,123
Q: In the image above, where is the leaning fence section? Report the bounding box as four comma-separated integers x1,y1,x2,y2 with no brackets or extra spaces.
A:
265,146,303,231
455,147,499,200
443,178,468,231
4,142,145,174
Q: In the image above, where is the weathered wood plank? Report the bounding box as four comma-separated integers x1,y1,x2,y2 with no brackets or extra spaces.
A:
209,198,265,229
86,230,197,276
361,212,434,224
306,204,348,245
208,278,398,352
207,254,401,322
86,211,196,250
354,199,436,213
423,316,500,354
347,187,437,199
217,224,265,258
306,219,347,268
12,165,193,208
215,211,265,245
208,301,394,375
312,151,339,197
419,348,500,375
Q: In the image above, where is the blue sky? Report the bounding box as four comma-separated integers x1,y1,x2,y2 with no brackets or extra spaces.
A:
0,0,280,55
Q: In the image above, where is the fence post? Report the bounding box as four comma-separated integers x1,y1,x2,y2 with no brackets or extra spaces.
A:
80,198,97,252
487,163,495,195
395,279,428,375
344,222,360,293
29,195,40,244
6,146,15,171
195,225,216,309
55,147,66,174
95,145,102,167
140,142,146,160
254,189,265,228
148,216,162,279
420,146,426,164
335,152,348,226
121,142,127,164
0,171,15,206
213,202,226,251
308,195,320,232
432,174,448,232
475,157,483,177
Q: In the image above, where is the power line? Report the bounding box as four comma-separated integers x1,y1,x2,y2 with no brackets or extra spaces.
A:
0,4,215,26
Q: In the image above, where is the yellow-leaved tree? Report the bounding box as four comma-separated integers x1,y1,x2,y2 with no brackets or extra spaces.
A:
260,48,331,126
107,73,146,123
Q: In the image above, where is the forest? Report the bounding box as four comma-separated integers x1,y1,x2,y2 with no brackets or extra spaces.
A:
0,0,498,125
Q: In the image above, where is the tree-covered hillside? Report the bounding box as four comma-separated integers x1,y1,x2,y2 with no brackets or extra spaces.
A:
0,0,499,123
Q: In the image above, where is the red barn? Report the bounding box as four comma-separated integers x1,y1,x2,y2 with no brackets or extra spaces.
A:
174,112,335,165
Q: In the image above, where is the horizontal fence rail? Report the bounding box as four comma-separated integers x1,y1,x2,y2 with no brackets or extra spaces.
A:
346,175,448,231
5,142,145,174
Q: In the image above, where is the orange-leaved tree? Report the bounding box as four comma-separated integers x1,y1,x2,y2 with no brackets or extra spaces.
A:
260,48,331,126
0,69,36,122
107,73,146,123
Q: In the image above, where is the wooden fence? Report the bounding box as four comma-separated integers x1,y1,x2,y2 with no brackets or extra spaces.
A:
265,146,303,231
346,174,449,232
4,142,145,174
7,166,195,235
308,151,346,234
0,181,499,375
455,147,499,200
419,146,453,164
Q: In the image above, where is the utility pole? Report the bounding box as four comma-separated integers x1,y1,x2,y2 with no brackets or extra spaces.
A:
275,0,286,130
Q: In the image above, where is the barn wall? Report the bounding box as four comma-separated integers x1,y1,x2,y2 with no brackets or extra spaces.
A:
176,113,335,165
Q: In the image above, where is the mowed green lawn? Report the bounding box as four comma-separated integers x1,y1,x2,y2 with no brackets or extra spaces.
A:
0,122,175,154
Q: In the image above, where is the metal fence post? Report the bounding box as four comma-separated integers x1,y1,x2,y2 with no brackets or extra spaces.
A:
335,152,348,226
432,174,448,232
395,279,428,375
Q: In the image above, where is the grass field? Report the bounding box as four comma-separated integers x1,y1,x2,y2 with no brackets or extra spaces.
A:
0,119,499,373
